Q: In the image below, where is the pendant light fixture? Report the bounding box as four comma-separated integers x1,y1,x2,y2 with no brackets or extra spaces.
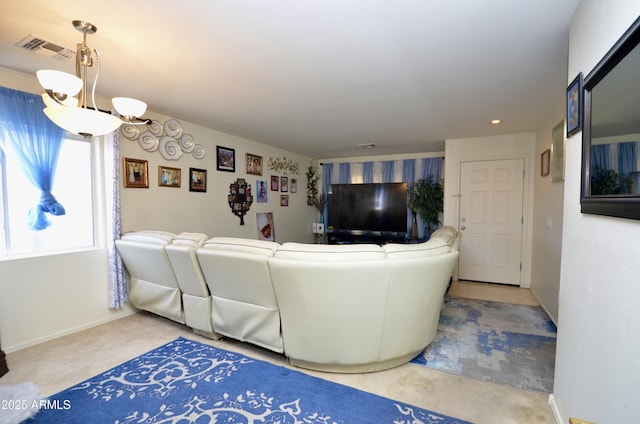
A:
37,20,149,138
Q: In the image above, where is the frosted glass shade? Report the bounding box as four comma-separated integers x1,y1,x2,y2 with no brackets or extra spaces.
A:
36,70,82,96
43,106,122,137
112,97,147,118
41,93,78,108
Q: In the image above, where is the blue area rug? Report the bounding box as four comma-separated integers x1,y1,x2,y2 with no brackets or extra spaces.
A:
28,337,471,423
411,296,557,393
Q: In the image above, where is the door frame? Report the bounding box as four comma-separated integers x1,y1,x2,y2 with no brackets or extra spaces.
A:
442,134,535,288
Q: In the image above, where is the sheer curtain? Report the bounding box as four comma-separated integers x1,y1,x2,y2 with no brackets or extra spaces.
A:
0,86,66,230
105,130,128,308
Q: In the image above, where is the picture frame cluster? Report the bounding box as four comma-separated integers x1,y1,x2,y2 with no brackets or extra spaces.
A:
122,157,207,193
123,146,298,208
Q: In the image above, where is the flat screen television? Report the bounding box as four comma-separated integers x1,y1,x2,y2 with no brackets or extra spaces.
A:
326,182,408,236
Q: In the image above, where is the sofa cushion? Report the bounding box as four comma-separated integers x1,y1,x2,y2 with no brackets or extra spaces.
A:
383,239,451,259
119,230,175,245
428,227,457,245
172,232,208,246
275,242,385,261
201,237,280,256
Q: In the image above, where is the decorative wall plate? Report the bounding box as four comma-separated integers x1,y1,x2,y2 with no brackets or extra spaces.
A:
137,130,159,152
159,136,182,160
164,119,183,138
180,134,195,153
121,124,139,140
148,120,164,136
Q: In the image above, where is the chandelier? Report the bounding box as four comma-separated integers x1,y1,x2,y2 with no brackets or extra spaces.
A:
37,20,149,138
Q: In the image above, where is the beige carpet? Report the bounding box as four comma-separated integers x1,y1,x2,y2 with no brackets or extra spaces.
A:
0,281,555,424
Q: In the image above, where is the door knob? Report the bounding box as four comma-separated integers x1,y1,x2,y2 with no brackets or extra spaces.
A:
461,226,466,230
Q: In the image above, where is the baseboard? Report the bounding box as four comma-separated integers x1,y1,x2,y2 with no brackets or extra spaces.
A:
3,309,136,353
549,394,563,424
531,289,558,327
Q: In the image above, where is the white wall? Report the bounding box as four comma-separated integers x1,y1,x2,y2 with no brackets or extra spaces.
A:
550,1,640,423
530,122,565,324
119,109,314,243
443,133,536,288
0,66,313,352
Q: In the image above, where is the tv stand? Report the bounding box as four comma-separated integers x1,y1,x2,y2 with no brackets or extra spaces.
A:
327,232,407,245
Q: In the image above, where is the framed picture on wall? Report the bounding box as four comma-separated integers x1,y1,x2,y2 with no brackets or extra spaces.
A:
123,157,148,188
280,176,289,192
216,146,235,172
246,153,263,175
280,194,289,206
541,149,550,177
159,166,181,187
566,72,583,137
270,175,279,191
189,168,207,192
256,180,268,202
291,178,297,193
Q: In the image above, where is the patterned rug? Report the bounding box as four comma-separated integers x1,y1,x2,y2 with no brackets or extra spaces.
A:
27,337,471,423
411,296,557,393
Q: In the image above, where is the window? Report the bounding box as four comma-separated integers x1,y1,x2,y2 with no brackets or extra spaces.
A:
0,135,97,257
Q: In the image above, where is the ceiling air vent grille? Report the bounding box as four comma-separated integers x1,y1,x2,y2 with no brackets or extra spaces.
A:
15,34,74,61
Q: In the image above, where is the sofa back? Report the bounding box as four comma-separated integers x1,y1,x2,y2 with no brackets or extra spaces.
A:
196,237,283,352
115,231,184,324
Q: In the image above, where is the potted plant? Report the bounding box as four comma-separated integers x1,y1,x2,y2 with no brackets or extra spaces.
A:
408,175,444,238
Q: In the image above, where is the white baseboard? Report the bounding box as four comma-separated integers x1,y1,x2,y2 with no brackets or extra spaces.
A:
4,309,136,353
549,394,563,424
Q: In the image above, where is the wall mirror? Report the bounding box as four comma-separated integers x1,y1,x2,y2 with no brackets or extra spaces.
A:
581,16,640,220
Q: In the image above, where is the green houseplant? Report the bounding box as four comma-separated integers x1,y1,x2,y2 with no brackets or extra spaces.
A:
408,175,444,238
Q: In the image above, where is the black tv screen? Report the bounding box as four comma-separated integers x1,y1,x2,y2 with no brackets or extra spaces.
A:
327,183,408,234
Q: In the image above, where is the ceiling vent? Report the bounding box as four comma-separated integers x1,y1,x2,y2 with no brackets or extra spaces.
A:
15,34,74,62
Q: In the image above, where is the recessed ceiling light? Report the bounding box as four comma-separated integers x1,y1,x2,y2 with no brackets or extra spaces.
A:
489,119,502,125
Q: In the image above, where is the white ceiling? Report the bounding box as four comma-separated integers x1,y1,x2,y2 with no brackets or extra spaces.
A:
0,0,579,159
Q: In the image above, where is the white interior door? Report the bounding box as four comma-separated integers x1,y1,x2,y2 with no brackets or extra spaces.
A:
458,159,524,285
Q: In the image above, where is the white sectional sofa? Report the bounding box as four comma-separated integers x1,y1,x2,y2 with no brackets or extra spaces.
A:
115,227,460,373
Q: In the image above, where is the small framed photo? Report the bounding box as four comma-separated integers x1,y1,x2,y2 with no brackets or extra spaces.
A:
280,194,289,207
256,180,268,202
246,153,263,175
280,176,289,192
189,168,207,192
159,166,181,187
541,149,551,177
216,146,235,172
123,158,148,188
291,178,297,193
270,175,279,191
566,72,583,137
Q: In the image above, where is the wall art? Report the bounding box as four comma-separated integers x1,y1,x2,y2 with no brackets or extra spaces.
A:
123,157,148,188
189,168,207,192
246,153,263,175
159,166,181,187
217,146,235,172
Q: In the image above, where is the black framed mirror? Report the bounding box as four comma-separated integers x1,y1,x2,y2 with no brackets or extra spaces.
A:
581,16,640,220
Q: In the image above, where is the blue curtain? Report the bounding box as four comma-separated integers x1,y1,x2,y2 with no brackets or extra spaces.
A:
0,87,66,230
618,142,637,188
338,162,351,183
381,160,394,182
362,161,374,183
591,144,610,175
421,157,443,181
321,163,334,222
402,159,416,237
